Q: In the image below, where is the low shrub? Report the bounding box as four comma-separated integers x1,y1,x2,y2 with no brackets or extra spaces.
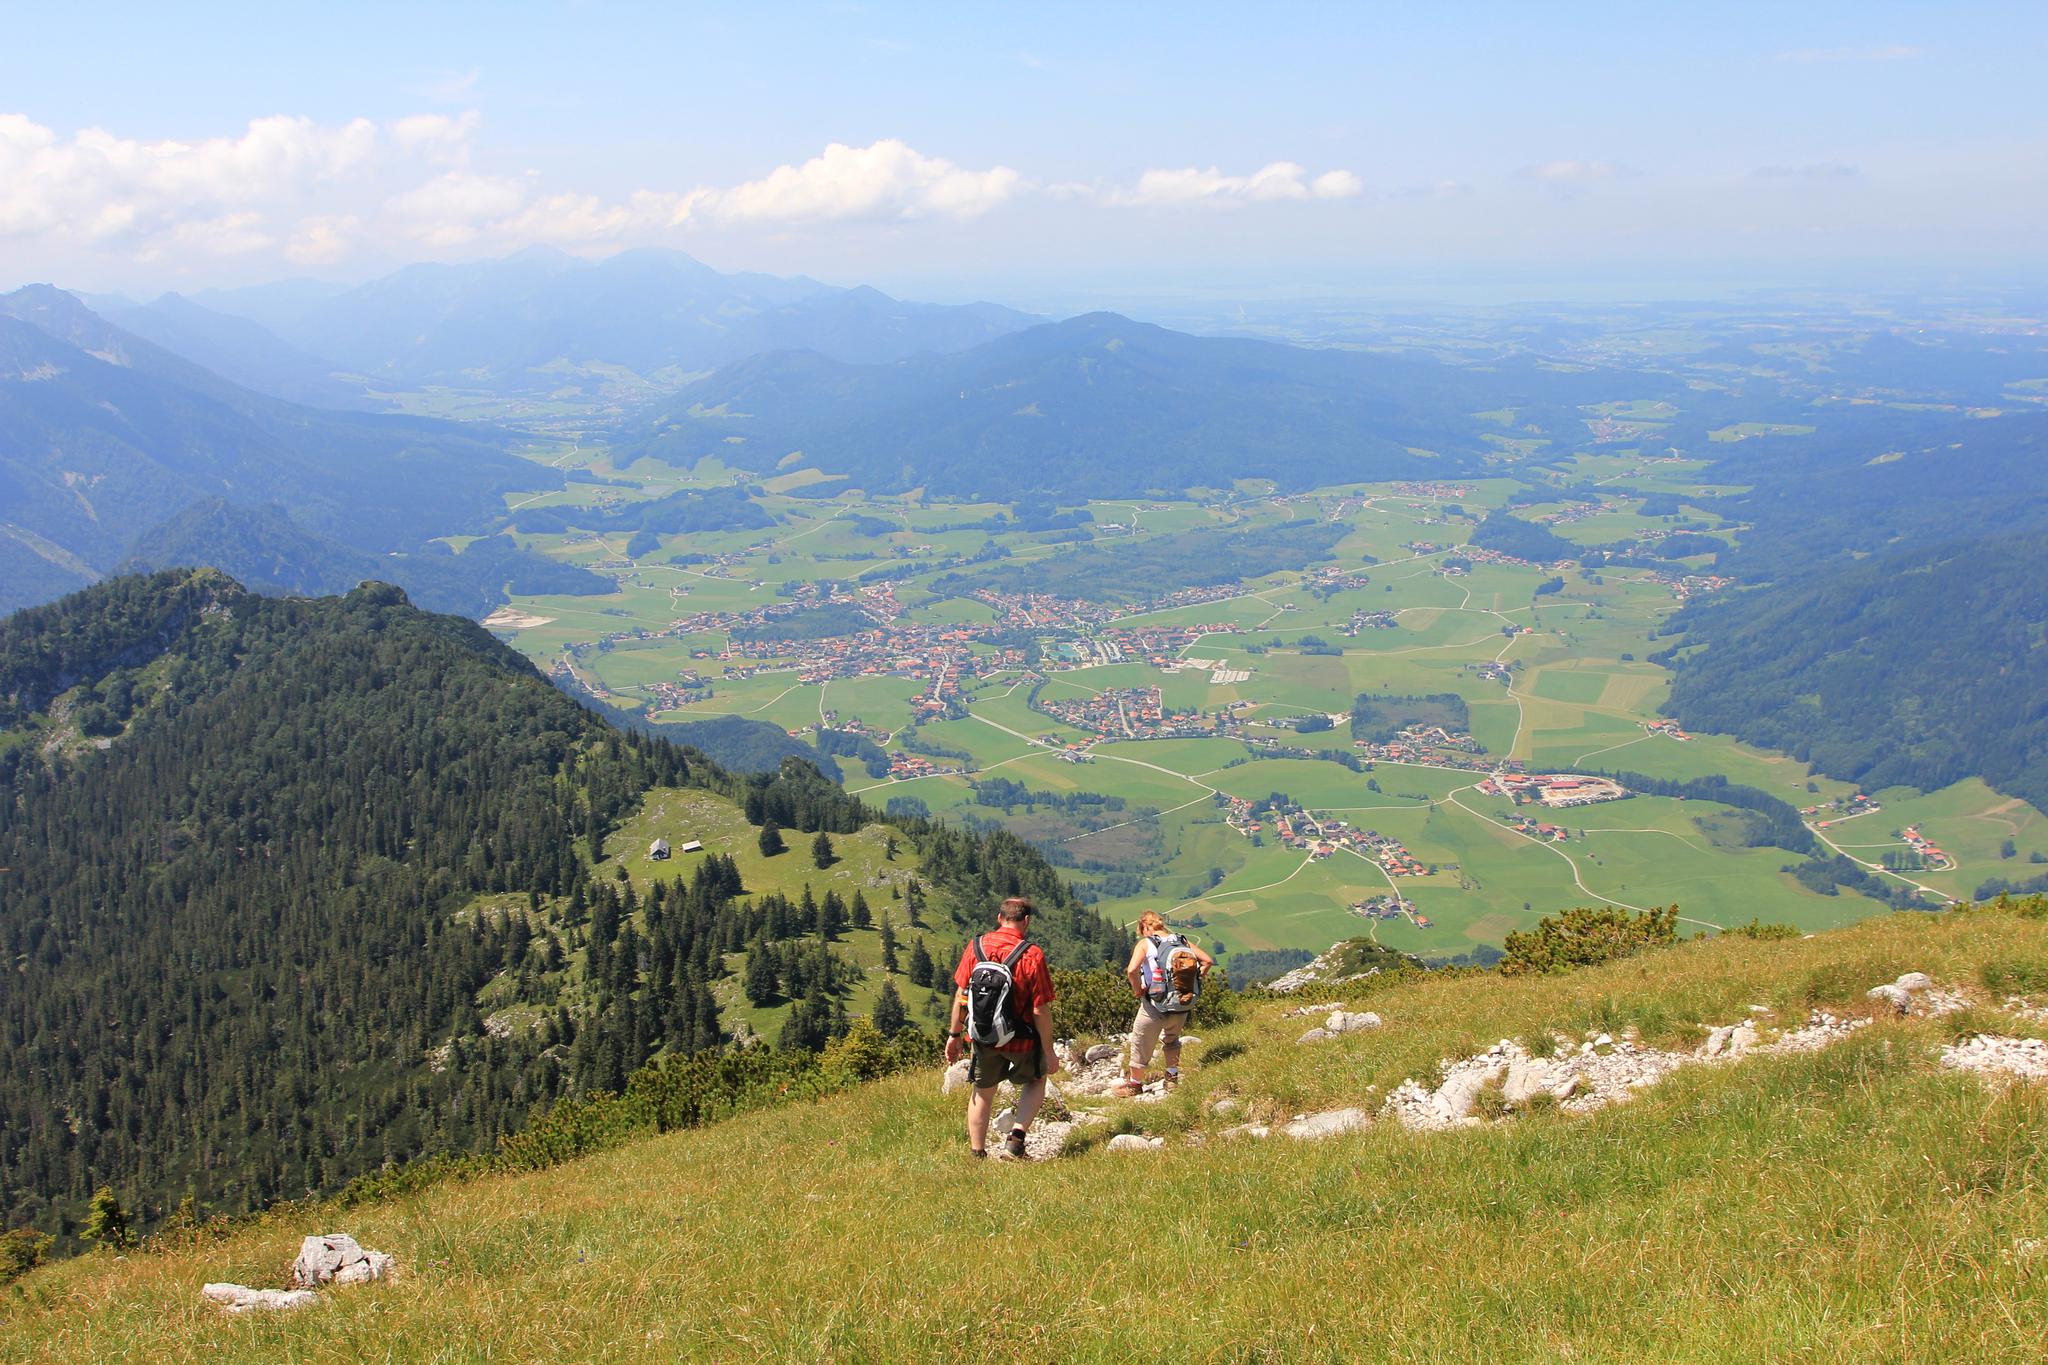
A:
1498,905,1679,976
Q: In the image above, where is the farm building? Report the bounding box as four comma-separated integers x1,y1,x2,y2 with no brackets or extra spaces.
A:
649,838,671,860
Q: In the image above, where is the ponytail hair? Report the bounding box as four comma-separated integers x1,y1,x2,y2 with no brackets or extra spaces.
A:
1136,911,1168,937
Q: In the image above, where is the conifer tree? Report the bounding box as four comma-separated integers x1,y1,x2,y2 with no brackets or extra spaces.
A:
812,830,836,868
908,937,935,988
83,1187,131,1250
743,944,779,1005
758,819,786,857
850,889,872,929
872,978,908,1035
879,915,899,972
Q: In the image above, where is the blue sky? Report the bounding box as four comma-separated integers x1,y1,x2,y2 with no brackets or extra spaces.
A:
3,1,2043,301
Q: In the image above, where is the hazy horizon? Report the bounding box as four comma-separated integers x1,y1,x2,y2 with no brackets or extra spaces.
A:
6,2,2045,302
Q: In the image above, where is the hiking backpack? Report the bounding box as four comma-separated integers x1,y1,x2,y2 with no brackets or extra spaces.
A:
964,935,1038,1047
1146,932,1203,1013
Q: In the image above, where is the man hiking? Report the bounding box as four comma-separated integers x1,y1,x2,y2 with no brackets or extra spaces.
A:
944,896,1060,1159
1113,911,1213,1098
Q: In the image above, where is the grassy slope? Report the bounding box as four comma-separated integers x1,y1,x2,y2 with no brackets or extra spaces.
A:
16,906,2048,1362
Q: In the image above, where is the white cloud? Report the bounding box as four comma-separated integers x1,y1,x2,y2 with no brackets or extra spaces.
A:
676,139,1023,224
1523,159,1625,186
384,170,529,246
0,112,378,246
286,214,359,265
1112,161,1363,206
1776,44,1923,63
390,111,480,166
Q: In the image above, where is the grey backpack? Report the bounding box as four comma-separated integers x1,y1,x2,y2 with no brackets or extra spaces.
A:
1146,933,1202,1012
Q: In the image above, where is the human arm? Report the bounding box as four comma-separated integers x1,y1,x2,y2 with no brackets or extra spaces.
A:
944,989,968,1065
1193,942,1216,974
1033,1001,1061,1075
1125,940,1149,998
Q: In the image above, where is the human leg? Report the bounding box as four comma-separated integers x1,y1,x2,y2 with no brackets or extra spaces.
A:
1160,1011,1186,1084
968,1084,997,1153
1117,1005,1163,1096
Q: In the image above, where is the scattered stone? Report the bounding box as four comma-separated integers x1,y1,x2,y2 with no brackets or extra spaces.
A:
1942,1034,2048,1083
1220,1123,1271,1140
1325,1011,1382,1035
289,1233,394,1289
1107,1133,1165,1152
1207,1096,1241,1116
1870,972,1970,1017
940,1059,972,1094
1763,1010,1869,1054
1084,1043,1119,1064
1701,1021,1757,1060
203,1283,319,1314
1282,1108,1371,1140
2003,997,2048,1023
1179,1036,1202,1049
1296,1028,1333,1045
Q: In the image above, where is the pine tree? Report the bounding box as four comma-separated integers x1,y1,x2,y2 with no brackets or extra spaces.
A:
907,937,935,988
879,915,899,973
758,819,786,857
872,978,908,1035
850,889,872,929
83,1186,131,1250
884,834,898,861
812,830,836,868
743,945,779,1005
904,877,924,926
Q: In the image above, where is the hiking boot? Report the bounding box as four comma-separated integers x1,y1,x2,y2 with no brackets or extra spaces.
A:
969,1146,987,1160
1111,1080,1145,1098
1004,1127,1028,1159
1163,1071,1181,1091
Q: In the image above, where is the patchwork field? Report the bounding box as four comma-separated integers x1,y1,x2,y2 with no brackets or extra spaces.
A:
484,456,2047,965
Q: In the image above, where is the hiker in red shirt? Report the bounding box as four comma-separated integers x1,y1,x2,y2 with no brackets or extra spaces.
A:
944,896,1060,1159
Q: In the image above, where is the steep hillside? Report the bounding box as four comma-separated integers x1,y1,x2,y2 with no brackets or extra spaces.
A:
12,902,2048,1361
118,499,612,618
0,573,1118,1243
100,293,376,410
626,313,1649,497
1665,534,2048,811
0,287,556,614
195,248,1033,394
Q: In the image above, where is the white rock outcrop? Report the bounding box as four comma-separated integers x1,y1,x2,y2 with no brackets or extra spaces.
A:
289,1233,394,1289
1868,972,1970,1017
1281,1108,1370,1140
1107,1133,1165,1152
203,1283,319,1314
1942,1034,2048,1082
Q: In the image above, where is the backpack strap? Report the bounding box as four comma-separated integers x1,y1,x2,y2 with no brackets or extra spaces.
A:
972,934,989,964
1000,937,1033,969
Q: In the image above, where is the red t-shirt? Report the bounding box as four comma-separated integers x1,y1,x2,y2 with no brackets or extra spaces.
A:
953,924,1055,1053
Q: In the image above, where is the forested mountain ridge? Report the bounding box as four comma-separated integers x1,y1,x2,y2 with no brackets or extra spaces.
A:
0,286,559,616
624,312,1655,497
191,248,1034,395
1664,534,2048,812
0,572,1120,1245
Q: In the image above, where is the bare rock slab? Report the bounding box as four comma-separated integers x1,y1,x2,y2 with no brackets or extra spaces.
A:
203,1283,320,1313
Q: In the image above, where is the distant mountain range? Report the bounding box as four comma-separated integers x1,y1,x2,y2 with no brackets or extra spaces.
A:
622,311,1653,497
184,247,1034,397
0,286,562,615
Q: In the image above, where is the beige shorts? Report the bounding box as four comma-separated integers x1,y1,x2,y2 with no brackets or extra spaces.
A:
1128,1003,1187,1069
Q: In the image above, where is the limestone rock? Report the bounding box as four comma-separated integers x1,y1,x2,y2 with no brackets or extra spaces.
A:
1207,1096,1240,1117
289,1233,394,1290
1220,1123,1271,1140
1178,1036,1201,1049
1107,1133,1165,1152
1503,1056,1553,1105
1942,1034,2048,1082
1296,1027,1333,1045
203,1283,319,1314
940,1058,972,1094
1281,1108,1370,1140
1084,1043,1119,1064
1894,971,1934,992
1325,1011,1382,1035
1867,983,1914,1014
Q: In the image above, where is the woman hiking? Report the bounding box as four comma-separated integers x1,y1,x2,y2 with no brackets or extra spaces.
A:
1113,912,1212,1098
